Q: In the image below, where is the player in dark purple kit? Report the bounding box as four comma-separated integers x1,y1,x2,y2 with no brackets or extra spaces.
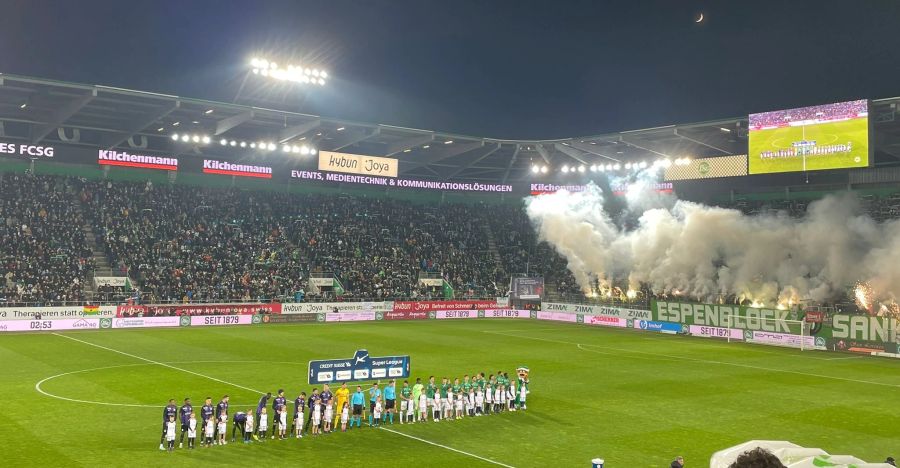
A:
319,384,333,433
291,392,306,438
178,397,193,448
303,388,320,434
159,398,177,451
256,391,272,423
199,396,214,428
214,395,229,443
270,389,286,439
231,410,247,442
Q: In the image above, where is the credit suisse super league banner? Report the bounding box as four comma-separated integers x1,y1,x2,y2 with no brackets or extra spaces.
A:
0,305,116,320
308,349,410,385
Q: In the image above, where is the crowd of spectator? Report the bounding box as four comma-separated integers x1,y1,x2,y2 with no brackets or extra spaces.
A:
8,170,900,308
0,174,94,306
486,209,583,297
77,179,515,303
749,99,867,129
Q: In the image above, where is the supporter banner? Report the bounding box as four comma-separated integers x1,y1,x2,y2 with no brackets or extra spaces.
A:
583,315,629,328
542,302,651,320
746,330,823,350
826,338,892,354
189,315,258,327
511,277,543,300
418,278,444,287
291,170,513,193
0,318,101,332
0,305,116,320
116,303,280,317
93,276,129,288
318,151,398,178
113,316,180,329
98,150,178,171
829,314,898,342
688,325,743,340
634,320,682,334
323,311,377,322
309,277,335,287
203,159,273,178
663,155,748,181
652,300,801,333
804,311,825,323
381,310,429,321
281,302,391,314
393,300,501,312
536,311,578,323
308,349,410,385
433,310,479,320
0,141,56,159
262,313,319,324
482,309,528,319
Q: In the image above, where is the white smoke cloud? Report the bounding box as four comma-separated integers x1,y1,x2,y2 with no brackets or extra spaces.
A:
525,177,900,306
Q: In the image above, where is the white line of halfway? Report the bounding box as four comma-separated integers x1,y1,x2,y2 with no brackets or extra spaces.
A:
378,427,516,468
52,332,266,395
483,330,900,389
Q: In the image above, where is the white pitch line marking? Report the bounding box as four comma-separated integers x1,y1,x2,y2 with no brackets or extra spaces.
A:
35,360,305,407
52,333,266,394
484,330,900,389
379,426,516,468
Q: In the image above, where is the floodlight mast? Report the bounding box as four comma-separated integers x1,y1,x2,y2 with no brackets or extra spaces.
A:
233,56,330,104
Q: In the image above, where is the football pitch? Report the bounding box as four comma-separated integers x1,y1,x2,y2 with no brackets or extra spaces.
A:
2,319,899,467
748,117,869,174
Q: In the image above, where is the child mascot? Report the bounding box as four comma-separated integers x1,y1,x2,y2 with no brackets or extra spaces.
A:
515,366,530,410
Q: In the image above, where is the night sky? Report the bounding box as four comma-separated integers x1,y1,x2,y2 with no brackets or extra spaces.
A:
2,0,899,139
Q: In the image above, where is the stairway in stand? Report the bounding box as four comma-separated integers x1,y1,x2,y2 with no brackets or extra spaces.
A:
74,204,114,300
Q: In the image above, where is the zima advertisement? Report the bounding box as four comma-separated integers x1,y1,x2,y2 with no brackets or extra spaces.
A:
541,302,651,320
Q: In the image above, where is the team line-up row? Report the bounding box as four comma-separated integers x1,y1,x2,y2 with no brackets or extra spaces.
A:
159,372,531,451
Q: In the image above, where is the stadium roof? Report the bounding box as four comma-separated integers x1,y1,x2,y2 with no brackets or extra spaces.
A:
3,73,900,182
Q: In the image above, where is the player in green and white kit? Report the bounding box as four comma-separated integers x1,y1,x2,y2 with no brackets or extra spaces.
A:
440,378,451,420
425,377,438,421
400,381,413,424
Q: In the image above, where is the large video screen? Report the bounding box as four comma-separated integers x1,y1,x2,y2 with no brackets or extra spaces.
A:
748,99,869,174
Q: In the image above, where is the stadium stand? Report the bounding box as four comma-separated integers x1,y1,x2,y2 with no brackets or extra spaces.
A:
0,174,94,306
7,169,899,308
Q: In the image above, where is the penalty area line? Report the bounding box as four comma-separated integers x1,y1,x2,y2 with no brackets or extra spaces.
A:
378,427,516,468
51,332,266,395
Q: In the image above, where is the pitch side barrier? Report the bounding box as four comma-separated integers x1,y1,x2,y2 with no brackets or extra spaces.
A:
3,300,898,357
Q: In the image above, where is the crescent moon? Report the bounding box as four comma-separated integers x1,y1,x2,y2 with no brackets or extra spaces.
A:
695,13,704,23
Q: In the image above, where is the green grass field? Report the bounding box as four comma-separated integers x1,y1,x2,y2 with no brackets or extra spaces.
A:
2,319,899,467
748,118,869,174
